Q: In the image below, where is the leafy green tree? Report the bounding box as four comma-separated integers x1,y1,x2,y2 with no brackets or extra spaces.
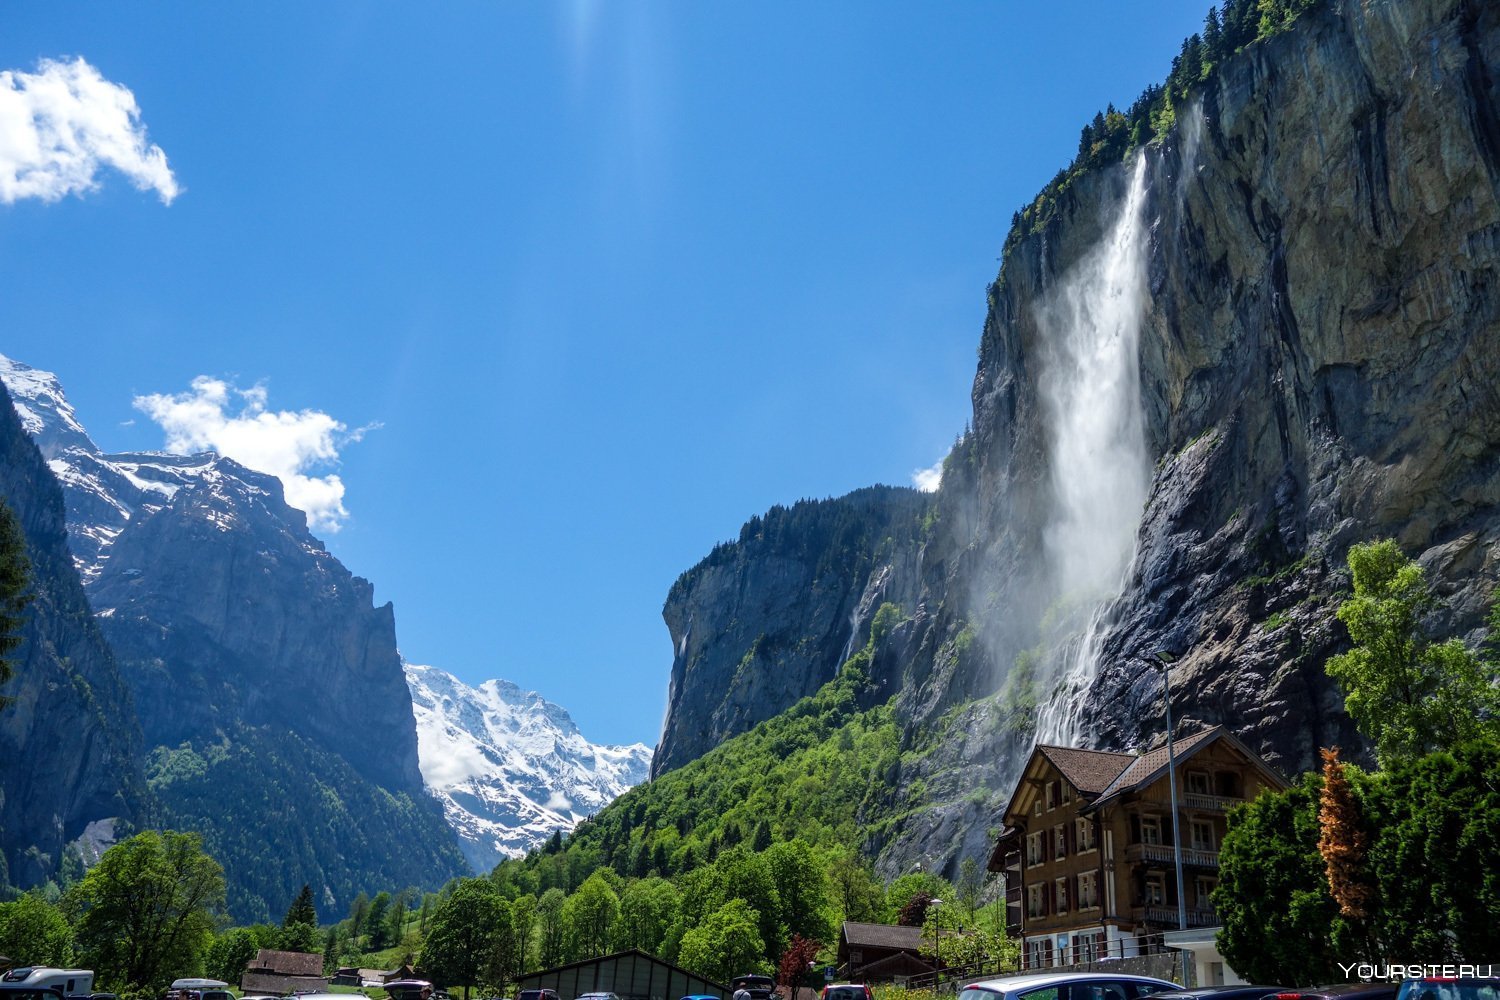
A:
366,891,392,949
562,872,619,960
714,849,781,961
617,878,679,955
1214,775,1351,983
509,893,537,974
482,898,516,992
827,848,884,924
1365,739,1500,959
284,884,317,928
421,879,504,1000
536,888,567,969
678,899,765,984
66,830,225,991
764,840,831,947
0,497,33,710
0,893,73,966
1327,540,1500,764
204,927,261,985
277,920,320,954
349,892,370,941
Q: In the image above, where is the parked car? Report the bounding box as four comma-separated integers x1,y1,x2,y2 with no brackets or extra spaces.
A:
1269,986,1399,1000
576,993,622,1000
1396,981,1500,1000
518,990,560,1000
681,994,721,1000
732,977,776,1000
960,972,1182,1000
822,985,874,1000
1142,988,1289,1000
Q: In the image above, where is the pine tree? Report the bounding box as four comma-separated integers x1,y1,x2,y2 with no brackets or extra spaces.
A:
285,883,317,928
0,498,34,711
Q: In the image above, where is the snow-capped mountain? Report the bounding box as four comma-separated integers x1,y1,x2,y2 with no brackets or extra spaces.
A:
406,662,653,872
0,354,220,579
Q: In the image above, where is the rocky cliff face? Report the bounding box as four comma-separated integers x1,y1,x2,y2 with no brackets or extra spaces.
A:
653,0,1500,878
653,486,932,775
0,378,145,890
1,357,467,918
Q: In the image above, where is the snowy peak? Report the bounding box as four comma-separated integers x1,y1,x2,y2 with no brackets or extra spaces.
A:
0,354,99,459
405,662,652,873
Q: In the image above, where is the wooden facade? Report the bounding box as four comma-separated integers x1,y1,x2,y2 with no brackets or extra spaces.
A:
987,726,1287,968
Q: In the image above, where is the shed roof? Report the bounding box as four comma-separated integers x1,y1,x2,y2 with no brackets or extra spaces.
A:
239,972,329,996
840,921,925,951
250,949,323,978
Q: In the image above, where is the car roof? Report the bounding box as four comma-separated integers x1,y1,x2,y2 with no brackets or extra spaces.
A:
967,975,1180,993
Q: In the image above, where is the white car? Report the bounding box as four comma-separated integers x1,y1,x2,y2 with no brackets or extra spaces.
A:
960,973,1182,1000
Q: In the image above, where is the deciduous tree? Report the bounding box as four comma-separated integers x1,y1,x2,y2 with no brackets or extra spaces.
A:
66,830,225,991
678,899,765,984
0,893,73,966
421,879,504,1000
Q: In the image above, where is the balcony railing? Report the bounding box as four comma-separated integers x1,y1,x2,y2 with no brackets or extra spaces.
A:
1138,789,1246,811
1132,904,1219,928
1124,843,1220,867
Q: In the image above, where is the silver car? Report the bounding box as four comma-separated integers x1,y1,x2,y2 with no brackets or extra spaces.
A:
960,973,1182,1000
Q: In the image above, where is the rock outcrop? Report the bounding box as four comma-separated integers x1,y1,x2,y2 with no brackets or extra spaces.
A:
653,486,932,776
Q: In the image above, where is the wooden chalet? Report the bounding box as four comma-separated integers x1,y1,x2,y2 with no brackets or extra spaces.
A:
988,725,1288,970
240,948,329,996
836,921,933,983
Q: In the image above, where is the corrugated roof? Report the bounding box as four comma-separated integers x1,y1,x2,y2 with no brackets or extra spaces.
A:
1037,745,1134,794
841,921,925,950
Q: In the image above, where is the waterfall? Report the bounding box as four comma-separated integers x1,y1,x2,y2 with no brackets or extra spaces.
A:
1032,154,1153,747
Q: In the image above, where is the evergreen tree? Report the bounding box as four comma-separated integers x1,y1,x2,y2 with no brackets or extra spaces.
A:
0,498,33,710
284,883,317,928
366,892,392,949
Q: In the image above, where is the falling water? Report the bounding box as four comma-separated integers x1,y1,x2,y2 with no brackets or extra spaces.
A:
1033,154,1154,747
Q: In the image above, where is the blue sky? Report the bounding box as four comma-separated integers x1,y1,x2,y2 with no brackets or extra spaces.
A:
1,2,1210,748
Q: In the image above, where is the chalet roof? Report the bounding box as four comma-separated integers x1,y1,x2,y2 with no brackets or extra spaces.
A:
1037,745,1134,794
249,949,324,978
840,921,925,951
1084,725,1295,809
239,972,329,996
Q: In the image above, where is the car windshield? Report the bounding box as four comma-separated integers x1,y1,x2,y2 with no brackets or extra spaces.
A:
1398,982,1500,1000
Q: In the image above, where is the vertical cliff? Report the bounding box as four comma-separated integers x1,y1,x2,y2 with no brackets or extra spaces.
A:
0,382,145,890
651,0,1500,877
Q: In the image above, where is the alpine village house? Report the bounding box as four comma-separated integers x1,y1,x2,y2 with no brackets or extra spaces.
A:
988,725,1288,969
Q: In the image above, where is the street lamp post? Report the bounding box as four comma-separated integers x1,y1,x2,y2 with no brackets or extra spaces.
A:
1151,653,1188,933
929,898,944,989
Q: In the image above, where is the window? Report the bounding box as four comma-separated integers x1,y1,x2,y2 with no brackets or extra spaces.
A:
1045,781,1058,810
1054,877,1068,914
1034,796,1043,816
1144,875,1166,906
1078,870,1099,909
1187,770,1211,795
1027,832,1046,867
1140,816,1162,845
1027,883,1046,918
1195,876,1217,907
1076,817,1096,851
1021,941,1054,972
1190,819,1216,851
1059,782,1072,805
1054,824,1067,860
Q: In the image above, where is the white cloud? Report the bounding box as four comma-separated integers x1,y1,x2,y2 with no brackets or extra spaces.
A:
134,376,371,533
912,459,944,493
0,56,179,205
